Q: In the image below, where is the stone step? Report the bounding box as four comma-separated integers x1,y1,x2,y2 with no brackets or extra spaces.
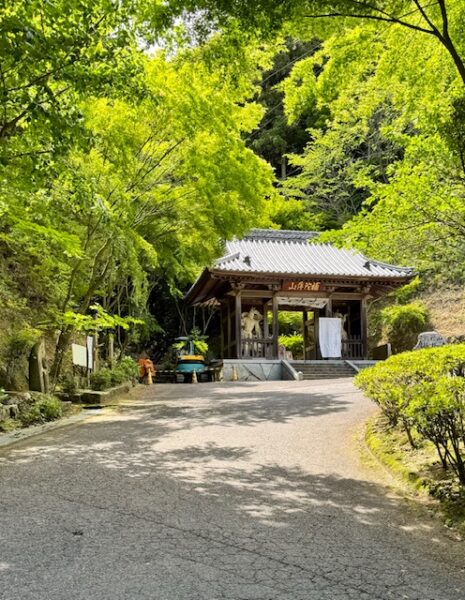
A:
290,361,356,380
294,366,354,373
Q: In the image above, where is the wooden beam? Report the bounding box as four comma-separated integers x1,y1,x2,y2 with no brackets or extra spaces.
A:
226,289,366,300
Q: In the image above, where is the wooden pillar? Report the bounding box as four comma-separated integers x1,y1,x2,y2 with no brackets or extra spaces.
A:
361,297,368,359
262,302,268,335
325,297,332,317
272,293,279,359
314,310,320,360
226,298,232,358
235,290,242,359
303,309,308,360
220,303,225,358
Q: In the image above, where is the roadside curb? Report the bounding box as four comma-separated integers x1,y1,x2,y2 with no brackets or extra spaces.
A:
0,383,143,450
0,410,100,450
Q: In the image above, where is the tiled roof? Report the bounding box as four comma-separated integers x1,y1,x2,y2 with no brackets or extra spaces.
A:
213,229,414,279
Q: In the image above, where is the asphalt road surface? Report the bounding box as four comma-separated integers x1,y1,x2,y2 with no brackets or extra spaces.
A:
1,379,465,599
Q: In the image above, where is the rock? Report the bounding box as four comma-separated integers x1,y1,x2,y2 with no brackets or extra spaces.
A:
0,404,18,420
414,331,446,350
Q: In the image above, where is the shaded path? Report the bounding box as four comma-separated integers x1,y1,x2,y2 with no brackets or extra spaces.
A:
1,380,464,599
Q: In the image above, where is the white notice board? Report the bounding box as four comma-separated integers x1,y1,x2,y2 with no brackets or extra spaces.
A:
72,344,88,368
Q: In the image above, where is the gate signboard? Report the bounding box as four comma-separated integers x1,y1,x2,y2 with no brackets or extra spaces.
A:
282,281,324,292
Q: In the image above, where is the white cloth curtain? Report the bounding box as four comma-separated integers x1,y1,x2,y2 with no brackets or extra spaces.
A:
319,318,342,358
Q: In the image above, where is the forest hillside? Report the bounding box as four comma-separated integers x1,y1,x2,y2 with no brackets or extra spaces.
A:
1,1,465,388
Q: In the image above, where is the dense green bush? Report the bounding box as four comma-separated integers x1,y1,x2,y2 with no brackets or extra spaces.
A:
278,333,304,359
60,375,78,395
111,357,138,385
356,345,465,485
380,302,428,353
90,368,113,391
278,312,303,336
90,357,138,390
19,395,62,426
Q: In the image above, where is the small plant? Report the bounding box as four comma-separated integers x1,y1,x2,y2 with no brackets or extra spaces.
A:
279,333,304,359
193,339,208,355
0,418,16,432
18,395,62,426
61,375,78,395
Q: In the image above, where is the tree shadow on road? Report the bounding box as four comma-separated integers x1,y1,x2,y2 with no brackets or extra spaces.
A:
2,394,465,598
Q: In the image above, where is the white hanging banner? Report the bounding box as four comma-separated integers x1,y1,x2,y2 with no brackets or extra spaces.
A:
319,318,342,358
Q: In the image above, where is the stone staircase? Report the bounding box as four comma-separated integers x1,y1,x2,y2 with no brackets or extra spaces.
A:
290,360,357,380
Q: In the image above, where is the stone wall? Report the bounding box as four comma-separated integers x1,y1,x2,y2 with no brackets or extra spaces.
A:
222,360,299,382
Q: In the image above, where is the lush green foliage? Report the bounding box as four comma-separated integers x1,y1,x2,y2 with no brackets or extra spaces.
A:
90,357,138,390
278,311,304,358
380,302,429,354
356,346,465,485
278,311,303,335
278,333,304,359
19,395,62,426
3,0,465,386
0,3,276,384
179,1,465,281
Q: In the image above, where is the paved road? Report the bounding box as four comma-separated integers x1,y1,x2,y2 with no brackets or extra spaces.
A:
1,379,465,599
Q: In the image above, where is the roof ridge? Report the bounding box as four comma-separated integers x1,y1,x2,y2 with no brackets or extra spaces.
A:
214,251,241,266
360,255,415,272
243,228,319,242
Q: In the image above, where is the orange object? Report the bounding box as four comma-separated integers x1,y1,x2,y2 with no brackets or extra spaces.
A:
138,358,156,379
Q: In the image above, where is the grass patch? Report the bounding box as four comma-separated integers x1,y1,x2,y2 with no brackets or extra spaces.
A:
366,414,465,532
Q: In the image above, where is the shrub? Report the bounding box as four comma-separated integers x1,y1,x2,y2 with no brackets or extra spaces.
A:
279,333,304,359
380,302,428,353
90,357,138,390
19,395,62,426
356,345,465,485
60,375,78,395
90,368,113,391
111,357,138,385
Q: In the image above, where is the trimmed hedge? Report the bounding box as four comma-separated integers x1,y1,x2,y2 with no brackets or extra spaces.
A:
356,345,465,485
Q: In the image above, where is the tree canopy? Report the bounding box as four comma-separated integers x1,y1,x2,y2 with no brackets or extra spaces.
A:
2,0,465,384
